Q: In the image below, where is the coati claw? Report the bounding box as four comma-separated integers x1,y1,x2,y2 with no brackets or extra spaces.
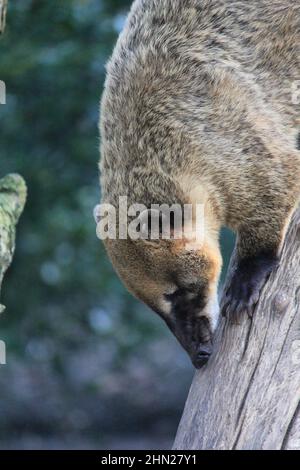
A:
222,252,279,321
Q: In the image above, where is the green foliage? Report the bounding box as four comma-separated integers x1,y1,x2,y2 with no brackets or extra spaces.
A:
0,0,151,346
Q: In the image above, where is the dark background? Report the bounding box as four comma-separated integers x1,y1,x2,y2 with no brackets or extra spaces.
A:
0,0,234,449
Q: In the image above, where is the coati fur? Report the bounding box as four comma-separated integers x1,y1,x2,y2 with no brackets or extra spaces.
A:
98,0,300,368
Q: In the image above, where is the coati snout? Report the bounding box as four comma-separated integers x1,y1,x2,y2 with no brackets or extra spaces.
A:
102,232,222,369
163,287,216,368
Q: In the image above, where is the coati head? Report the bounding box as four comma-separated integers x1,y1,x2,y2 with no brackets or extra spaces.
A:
95,205,222,368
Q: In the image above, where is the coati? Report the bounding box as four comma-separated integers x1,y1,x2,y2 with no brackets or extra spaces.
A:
97,0,300,368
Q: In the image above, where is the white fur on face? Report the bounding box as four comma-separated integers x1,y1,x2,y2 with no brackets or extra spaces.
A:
158,296,172,316
203,291,220,332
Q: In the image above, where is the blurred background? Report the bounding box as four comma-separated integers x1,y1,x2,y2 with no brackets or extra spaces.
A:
0,0,234,450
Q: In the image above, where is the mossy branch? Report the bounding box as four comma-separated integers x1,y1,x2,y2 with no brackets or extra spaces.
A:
0,0,8,34
0,174,27,313
1,5,26,314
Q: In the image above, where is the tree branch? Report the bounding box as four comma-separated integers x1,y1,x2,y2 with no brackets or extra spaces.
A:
173,208,300,450
1,5,27,316
0,0,8,34
0,174,27,313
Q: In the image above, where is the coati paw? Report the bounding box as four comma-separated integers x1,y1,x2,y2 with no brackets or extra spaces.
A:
221,252,279,323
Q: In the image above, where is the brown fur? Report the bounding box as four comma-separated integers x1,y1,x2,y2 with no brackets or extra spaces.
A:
98,0,300,366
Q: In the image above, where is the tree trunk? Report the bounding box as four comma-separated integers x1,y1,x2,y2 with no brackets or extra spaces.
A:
0,174,27,313
0,0,7,34
174,208,300,450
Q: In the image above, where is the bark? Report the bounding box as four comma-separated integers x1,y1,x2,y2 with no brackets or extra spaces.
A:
0,174,27,313
173,208,300,450
0,0,7,34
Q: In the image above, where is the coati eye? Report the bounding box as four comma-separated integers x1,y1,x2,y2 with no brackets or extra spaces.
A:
164,287,183,302
164,282,206,305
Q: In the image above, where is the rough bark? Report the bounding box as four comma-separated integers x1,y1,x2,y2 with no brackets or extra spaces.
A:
174,208,300,450
0,0,7,34
0,174,27,313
